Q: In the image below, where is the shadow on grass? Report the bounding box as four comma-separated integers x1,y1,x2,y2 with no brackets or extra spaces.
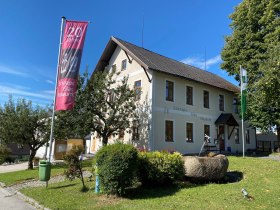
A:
49,183,77,189
184,170,243,185
123,182,185,200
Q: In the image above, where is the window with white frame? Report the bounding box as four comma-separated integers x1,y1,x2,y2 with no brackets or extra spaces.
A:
235,128,239,144
121,59,127,70
166,80,174,102
219,95,225,111
204,90,209,108
186,86,193,105
204,125,210,142
165,120,174,142
246,129,250,144
134,80,141,101
186,122,193,143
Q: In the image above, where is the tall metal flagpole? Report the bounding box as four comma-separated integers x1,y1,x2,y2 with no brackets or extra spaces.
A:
47,16,66,162
240,65,245,158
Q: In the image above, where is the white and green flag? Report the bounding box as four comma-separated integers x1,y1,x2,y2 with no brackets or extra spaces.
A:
240,67,247,115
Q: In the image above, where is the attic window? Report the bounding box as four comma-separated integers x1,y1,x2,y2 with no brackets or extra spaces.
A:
121,59,127,70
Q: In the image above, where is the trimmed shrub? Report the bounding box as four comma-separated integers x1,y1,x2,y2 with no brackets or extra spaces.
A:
95,143,138,195
138,151,185,186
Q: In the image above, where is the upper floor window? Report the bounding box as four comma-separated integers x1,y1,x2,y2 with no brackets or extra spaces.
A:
134,80,142,101
121,59,127,70
112,64,117,74
233,98,239,114
219,95,225,111
204,90,209,108
165,120,174,142
186,86,193,105
186,122,193,143
166,80,174,102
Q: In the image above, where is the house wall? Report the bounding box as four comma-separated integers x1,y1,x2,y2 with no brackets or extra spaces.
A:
103,46,153,150
92,45,256,154
152,71,256,154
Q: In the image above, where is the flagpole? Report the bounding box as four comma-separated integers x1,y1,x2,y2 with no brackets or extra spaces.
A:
47,16,66,162
240,65,245,158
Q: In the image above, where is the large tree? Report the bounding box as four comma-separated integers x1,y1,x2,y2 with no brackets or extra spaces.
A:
0,97,50,169
221,0,280,138
55,71,136,146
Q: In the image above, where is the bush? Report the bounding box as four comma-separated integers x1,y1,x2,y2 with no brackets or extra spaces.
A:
0,144,11,164
95,143,138,195
64,145,87,191
138,151,185,186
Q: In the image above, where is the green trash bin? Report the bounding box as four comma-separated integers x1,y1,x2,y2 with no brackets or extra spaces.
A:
39,161,51,181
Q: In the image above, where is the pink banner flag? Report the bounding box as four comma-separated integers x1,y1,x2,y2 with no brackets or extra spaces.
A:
55,20,88,111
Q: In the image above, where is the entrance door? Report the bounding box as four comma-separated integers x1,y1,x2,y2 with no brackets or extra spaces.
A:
218,125,225,151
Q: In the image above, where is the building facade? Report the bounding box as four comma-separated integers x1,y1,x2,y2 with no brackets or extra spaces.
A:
91,36,256,154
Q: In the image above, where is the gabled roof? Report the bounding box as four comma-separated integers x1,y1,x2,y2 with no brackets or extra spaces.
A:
94,36,240,93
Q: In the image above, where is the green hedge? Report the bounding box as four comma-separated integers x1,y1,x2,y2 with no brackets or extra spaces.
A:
95,143,138,195
138,151,185,186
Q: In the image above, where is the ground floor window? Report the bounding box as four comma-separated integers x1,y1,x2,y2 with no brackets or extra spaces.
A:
235,128,239,144
246,129,250,144
204,125,210,142
186,123,193,143
165,120,174,142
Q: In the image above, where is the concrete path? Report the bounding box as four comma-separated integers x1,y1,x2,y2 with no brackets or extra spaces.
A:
0,162,28,173
0,187,35,210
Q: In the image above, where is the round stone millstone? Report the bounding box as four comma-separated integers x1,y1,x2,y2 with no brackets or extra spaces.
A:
183,155,229,181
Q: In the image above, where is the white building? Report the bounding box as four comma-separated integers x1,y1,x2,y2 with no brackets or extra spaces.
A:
90,36,256,154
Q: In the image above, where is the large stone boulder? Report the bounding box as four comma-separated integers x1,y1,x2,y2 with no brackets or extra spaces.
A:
183,155,229,181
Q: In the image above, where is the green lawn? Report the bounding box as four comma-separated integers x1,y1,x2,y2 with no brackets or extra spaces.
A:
13,157,280,210
0,159,93,186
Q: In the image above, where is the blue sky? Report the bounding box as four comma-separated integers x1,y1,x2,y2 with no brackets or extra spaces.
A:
0,0,241,107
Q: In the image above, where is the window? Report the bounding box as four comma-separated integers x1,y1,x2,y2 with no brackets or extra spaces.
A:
134,80,141,101
166,80,174,101
132,127,139,141
233,98,238,114
119,130,125,139
165,120,174,142
112,64,117,73
235,128,239,144
204,125,210,142
186,86,193,105
186,123,193,143
108,90,115,103
121,59,127,70
204,90,209,108
219,95,224,111
246,129,250,144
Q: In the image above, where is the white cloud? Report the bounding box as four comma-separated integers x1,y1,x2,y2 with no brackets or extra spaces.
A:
0,65,28,77
181,55,222,70
46,80,54,84
0,85,53,100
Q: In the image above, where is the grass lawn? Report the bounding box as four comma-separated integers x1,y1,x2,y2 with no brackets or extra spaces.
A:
15,156,280,210
0,159,93,186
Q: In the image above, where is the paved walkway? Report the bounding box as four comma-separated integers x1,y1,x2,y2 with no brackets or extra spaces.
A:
0,187,36,210
0,162,28,173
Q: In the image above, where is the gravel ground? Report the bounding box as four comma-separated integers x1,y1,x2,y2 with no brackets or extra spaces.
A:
7,171,92,191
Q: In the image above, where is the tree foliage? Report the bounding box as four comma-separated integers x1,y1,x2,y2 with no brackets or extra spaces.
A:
55,70,136,146
221,0,280,138
0,97,50,169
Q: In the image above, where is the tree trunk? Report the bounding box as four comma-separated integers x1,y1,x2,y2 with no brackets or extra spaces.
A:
102,136,108,146
28,148,37,170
